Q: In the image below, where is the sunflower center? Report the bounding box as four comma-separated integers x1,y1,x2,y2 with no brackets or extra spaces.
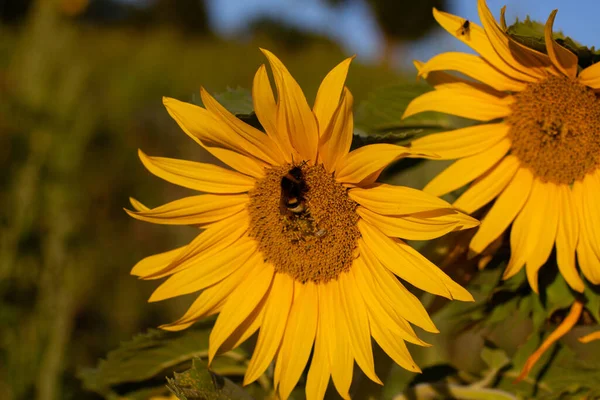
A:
506,75,600,184
248,163,360,283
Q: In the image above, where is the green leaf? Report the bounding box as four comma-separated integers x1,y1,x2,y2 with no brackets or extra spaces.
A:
213,87,254,115
544,273,574,315
583,283,600,322
393,383,518,400
480,347,510,371
167,358,252,400
506,17,600,69
353,83,458,142
79,323,248,397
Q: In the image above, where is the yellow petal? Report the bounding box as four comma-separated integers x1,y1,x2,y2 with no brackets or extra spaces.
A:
358,206,478,241
313,56,354,135
418,52,526,92
414,60,505,97
544,10,578,79
277,281,319,400
339,272,382,384
579,172,600,259
574,178,600,284
320,281,352,400
148,239,257,302
218,300,265,354
359,244,437,333
274,347,283,390
432,8,536,82
424,138,511,196
160,255,259,331
139,150,255,193
336,144,421,186
200,88,284,165
143,212,249,280
131,245,185,277
305,315,330,400
359,221,473,301
252,64,295,162
410,123,508,160
578,62,600,89
244,272,294,385
403,85,512,121
125,194,248,226
261,48,319,162
163,97,267,178
470,167,533,253
319,88,354,173
503,179,557,292
208,261,274,362
577,233,600,285
129,197,150,211
524,182,559,293
476,0,556,79
555,185,584,292
350,184,454,215
352,257,428,345
454,155,519,214
369,313,421,373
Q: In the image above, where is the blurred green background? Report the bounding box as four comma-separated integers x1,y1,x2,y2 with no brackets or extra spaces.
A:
0,0,452,398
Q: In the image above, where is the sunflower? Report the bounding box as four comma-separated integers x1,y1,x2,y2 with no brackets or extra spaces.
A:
404,0,600,295
128,49,477,400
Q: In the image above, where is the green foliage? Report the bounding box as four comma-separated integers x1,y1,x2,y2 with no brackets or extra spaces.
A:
167,358,253,400
380,249,600,400
213,88,254,116
80,325,252,399
506,17,600,68
354,82,456,144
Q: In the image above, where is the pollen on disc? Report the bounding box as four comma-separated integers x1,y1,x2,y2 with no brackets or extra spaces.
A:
247,163,360,283
507,75,600,184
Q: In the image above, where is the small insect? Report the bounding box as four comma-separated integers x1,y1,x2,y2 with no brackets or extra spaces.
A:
280,166,307,215
456,19,471,39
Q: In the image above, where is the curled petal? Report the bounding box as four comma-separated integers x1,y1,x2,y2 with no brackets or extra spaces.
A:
476,0,557,79
544,10,578,79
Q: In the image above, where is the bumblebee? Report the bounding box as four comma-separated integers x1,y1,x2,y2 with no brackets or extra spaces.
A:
280,166,307,215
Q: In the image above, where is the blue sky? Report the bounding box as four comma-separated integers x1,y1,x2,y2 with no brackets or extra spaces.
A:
120,0,600,67
202,0,600,67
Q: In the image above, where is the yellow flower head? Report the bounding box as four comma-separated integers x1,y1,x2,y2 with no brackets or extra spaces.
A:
404,0,600,294
128,49,477,400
